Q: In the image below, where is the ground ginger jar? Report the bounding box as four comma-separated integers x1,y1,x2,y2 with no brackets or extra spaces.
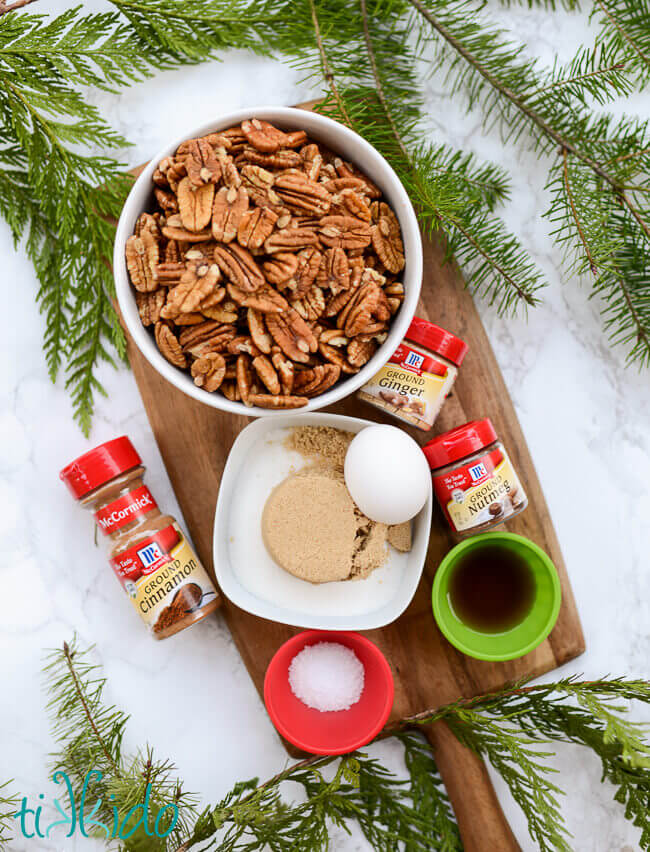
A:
357,317,468,431
60,436,220,639
423,418,528,536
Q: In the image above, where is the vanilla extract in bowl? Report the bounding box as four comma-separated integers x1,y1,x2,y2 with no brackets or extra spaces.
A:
447,543,536,633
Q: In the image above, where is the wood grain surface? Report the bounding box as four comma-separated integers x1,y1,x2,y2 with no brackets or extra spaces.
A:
118,105,584,850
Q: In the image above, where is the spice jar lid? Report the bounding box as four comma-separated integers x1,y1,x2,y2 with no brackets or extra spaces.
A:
422,418,498,469
405,317,468,367
60,436,142,499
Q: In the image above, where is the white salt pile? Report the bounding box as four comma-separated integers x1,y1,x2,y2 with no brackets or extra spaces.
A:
288,642,365,712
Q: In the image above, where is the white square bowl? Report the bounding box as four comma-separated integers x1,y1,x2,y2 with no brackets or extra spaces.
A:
213,412,432,630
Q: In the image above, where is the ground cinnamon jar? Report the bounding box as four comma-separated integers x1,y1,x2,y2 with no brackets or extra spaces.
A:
357,317,467,431
423,418,528,536
60,437,220,639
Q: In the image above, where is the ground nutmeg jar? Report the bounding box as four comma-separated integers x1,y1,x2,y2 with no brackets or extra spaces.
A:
423,418,528,536
357,317,467,431
60,436,220,639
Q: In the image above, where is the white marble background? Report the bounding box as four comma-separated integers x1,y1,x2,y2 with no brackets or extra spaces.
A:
1,1,648,849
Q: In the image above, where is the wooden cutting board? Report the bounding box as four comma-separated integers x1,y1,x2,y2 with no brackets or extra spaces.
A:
118,103,584,850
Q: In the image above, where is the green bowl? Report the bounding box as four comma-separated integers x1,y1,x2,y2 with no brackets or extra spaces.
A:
432,532,562,662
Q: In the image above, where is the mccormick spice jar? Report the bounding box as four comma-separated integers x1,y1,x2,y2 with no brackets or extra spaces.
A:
60,437,220,639
357,317,467,431
423,418,528,536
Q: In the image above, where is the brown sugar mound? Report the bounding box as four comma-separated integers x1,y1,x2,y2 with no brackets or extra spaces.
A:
262,426,412,584
262,470,358,583
285,425,353,470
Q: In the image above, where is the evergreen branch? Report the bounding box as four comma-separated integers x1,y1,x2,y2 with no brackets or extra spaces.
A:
522,52,628,105
562,148,598,275
308,0,354,127
0,780,18,845
408,0,650,362
34,639,650,851
358,0,412,164
593,0,650,86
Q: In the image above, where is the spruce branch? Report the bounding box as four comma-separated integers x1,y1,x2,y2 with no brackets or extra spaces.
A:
0,780,18,846
409,0,650,363
593,0,650,86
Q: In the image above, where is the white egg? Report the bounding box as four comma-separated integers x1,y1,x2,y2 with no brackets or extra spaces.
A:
344,425,430,525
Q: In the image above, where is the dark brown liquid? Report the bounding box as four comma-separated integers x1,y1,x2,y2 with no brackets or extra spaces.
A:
448,544,536,633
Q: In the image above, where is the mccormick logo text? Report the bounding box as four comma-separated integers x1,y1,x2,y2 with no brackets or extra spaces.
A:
404,350,425,370
468,462,488,483
96,491,154,531
137,541,166,571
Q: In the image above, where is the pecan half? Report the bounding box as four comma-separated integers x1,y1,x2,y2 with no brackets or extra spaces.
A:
264,227,319,254
154,322,186,368
371,201,405,273
333,188,371,222
162,214,212,243
322,177,367,195
227,336,261,357
237,206,278,250
293,364,341,397
263,252,298,285
154,187,179,215
166,261,221,316
240,146,302,169
317,248,350,294
221,380,241,402
179,321,236,357
248,308,273,354
247,393,308,409
185,138,222,186
212,186,249,243
202,304,238,323
271,348,294,394
236,354,255,406
241,119,288,153
266,307,318,363
126,232,159,293
136,289,165,326
252,354,281,395
301,143,323,181
274,173,331,216
227,283,288,313
287,246,322,298
318,216,372,250
177,177,215,233
384,279,405,314
347,337,377,367
292,285,325,322
191,352,226,392
214,243,264,292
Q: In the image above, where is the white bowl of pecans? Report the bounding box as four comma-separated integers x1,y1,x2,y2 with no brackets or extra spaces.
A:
114,107,422,414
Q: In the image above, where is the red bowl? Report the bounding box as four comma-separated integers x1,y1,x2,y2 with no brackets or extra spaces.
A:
264,630,394,755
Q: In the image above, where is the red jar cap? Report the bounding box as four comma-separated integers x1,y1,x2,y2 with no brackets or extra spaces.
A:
60,436,142,499
405,317,468,367
422,418,498,469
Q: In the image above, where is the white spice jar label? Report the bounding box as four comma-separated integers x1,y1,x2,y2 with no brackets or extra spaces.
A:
360,343,455,429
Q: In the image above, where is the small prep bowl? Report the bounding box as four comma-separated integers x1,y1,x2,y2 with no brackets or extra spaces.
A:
213,412,432,630
113,106,423,416
432,532,562,662
264,630,394,755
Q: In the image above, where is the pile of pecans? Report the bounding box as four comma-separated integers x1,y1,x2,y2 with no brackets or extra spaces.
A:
125,118,406,409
